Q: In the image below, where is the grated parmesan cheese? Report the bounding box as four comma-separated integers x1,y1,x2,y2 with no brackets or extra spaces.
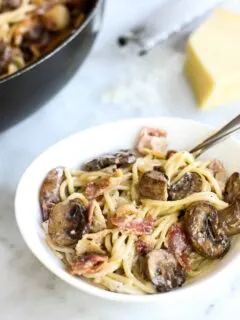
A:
102,47,185,110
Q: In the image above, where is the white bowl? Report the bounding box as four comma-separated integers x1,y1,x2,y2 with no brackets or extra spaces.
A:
15,117,240,302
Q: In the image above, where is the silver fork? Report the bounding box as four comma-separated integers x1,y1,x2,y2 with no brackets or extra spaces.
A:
190,114,240,158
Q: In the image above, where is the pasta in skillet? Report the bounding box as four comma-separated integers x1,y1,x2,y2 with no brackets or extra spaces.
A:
0,0,95,78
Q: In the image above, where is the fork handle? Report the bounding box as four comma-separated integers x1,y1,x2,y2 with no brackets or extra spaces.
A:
190,114,240,158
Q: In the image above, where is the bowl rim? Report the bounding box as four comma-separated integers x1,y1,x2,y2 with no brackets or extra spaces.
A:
0,0,103,85
15,117,240,302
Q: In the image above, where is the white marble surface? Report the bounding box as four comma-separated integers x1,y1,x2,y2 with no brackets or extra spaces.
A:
0,0,240,319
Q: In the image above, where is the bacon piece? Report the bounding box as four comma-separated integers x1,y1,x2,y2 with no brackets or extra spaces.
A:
70,253,108,275
167,223,192,271
136,235,153,255
39,167,65,221
84,178,112,200
166,150,177,159
146,249,186,292
111,204,155,234
136,127,168,158
208,159,228,192
111,215,154,235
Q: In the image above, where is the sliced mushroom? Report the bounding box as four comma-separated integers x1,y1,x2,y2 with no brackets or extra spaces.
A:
21,19,51,60
145,249,186,292
169,172,202,201
1,0,22,11
139,170,168,200
217,200,240,237
39,167,65,221
42,4,70,32
24,22,46,43
83,150,136,171
0,41,11,73
84,178,113,200
184,202,230,258
48,199,89,246
224,172,240,204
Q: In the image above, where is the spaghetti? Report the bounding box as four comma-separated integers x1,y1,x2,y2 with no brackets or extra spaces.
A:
39,127,240,295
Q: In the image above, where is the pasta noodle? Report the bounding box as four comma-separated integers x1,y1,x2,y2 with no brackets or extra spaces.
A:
142,192,227,216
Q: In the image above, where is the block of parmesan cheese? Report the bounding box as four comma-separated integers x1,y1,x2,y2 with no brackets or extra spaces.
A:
185,9,240,108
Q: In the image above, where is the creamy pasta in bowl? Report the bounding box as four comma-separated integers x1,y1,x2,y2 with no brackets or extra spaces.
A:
15,118,240,302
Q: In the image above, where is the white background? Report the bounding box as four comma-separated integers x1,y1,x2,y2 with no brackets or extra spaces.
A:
0,0,240,319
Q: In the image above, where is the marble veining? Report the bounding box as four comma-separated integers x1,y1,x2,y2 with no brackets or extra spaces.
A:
0,0,240,319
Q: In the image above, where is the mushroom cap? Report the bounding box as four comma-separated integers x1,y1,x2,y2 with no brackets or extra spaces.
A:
48,199,89,246
139,170,168,201
217,200,240,237
39,167,65,221
83,150,136,171
224,172,240,204
169,172,202,201
184,202,230,258
145,249,186,292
